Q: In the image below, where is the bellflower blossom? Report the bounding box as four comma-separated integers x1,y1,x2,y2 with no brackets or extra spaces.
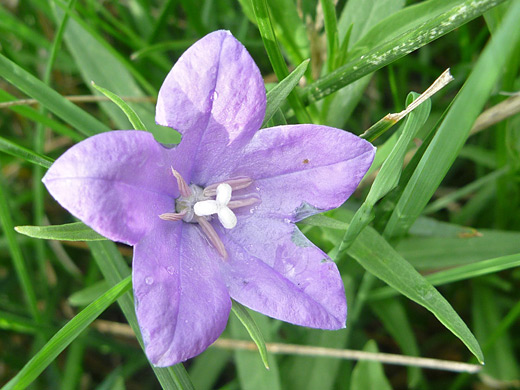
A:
43,31,375,367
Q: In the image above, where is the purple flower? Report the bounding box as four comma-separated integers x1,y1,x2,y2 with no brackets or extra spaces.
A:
43,31,375,367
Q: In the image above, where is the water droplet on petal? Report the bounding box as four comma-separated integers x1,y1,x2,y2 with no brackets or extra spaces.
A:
212,91,219,101
145,277,154,285
166,266,175,275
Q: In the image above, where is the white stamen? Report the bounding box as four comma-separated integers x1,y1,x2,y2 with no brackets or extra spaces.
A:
194,183,237,229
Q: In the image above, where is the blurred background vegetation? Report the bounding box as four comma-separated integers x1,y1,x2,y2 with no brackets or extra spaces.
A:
1,0,519,389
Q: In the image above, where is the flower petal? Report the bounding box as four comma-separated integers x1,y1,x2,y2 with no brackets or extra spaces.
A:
134,221,231,366
42,131,185,245
229,125,375,221
219,218,346,329
156,30,266,184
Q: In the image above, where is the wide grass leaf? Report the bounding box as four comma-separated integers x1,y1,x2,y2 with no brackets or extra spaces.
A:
302,0,508,104
0,137,53,169
370,299,422,388
68,281,110,307
370,253,520,300
15,222,106,241
52,5,151,129
473,284,520,380
348,222,483,362
51,3,179,144
0,53,109,137
398,228,520,269
349,0,465,57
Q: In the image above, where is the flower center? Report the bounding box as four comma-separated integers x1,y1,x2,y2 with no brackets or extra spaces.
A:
158,167,259,259
194,183,237,229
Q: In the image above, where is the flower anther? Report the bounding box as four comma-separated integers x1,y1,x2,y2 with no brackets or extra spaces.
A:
194,183,237,229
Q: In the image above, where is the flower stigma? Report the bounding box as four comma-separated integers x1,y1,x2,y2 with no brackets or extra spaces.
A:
159,168,259,259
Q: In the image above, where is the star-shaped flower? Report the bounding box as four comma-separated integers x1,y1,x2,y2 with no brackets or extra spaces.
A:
43,31,375,367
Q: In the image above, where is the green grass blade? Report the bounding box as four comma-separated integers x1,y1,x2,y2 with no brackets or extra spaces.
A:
231,300,269,369
68,281,110,307
370,253,520,301
52,0,157,96
0,171,42,324
147,0,177,43
337,92,430,253
350,0,464,56
398,226,520,270
131,39,194,61
0,137,54,168
423,167,508,214
303,213,484,363
51,4,156,131
324,0,405,127
370,299,423,388
337,0,405,46
320,0,339,72
91,82,148,131
0,90,83,142
251,0,311,124
302,0,507,104
230,312,282,390
0,310,42,335
1,276,131,390
188,348,231,390
263,59,309,127
350,340,392,390
473,285,519,380
236,0,308,68
0,53,109,136
265,0,308,67
178,0,208,35
15,222,106,241
384,1,520,239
